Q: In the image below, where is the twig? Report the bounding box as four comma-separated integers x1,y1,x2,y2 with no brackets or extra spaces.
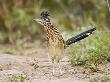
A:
106,0,110,13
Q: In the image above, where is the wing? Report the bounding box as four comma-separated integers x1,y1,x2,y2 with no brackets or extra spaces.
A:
66,28,96,46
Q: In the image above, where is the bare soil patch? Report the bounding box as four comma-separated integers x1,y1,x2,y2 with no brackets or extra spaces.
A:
0,49,109,82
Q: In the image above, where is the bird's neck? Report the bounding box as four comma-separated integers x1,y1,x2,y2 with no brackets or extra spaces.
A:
43,21,60,35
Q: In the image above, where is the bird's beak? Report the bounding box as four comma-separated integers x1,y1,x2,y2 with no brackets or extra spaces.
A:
33,18,42,23
33,19,38,22
33,18,41,24
33,18,43,25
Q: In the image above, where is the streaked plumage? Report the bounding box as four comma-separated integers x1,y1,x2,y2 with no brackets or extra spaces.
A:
34,11,96,75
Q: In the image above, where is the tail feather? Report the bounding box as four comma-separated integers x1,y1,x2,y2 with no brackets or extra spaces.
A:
66,28,96,46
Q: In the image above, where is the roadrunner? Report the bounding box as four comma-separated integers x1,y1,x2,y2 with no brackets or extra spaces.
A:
34,11,96,75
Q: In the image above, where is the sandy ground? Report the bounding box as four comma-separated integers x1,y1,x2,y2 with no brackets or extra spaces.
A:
0,48,110,82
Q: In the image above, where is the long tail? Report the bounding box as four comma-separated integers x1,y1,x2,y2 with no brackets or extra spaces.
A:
66,28,96,46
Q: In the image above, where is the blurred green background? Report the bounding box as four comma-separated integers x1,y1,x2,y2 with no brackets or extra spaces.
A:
0,0,109,44
0,0,110,70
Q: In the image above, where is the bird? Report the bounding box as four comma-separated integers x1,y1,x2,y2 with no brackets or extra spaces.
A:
34,11,96,75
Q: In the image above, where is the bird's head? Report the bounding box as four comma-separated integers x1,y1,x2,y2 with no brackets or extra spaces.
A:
34,11,50,26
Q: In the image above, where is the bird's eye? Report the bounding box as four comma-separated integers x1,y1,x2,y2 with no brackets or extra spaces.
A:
45,18,49,21
43,18,49,22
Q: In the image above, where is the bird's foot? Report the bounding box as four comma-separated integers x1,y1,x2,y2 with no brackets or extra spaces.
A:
52,68,64,76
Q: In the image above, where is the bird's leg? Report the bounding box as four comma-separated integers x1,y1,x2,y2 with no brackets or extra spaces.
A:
58,62,62,74
52,62,55,75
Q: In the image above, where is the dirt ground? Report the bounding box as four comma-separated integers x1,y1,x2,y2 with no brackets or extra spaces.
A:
0,48,110,82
